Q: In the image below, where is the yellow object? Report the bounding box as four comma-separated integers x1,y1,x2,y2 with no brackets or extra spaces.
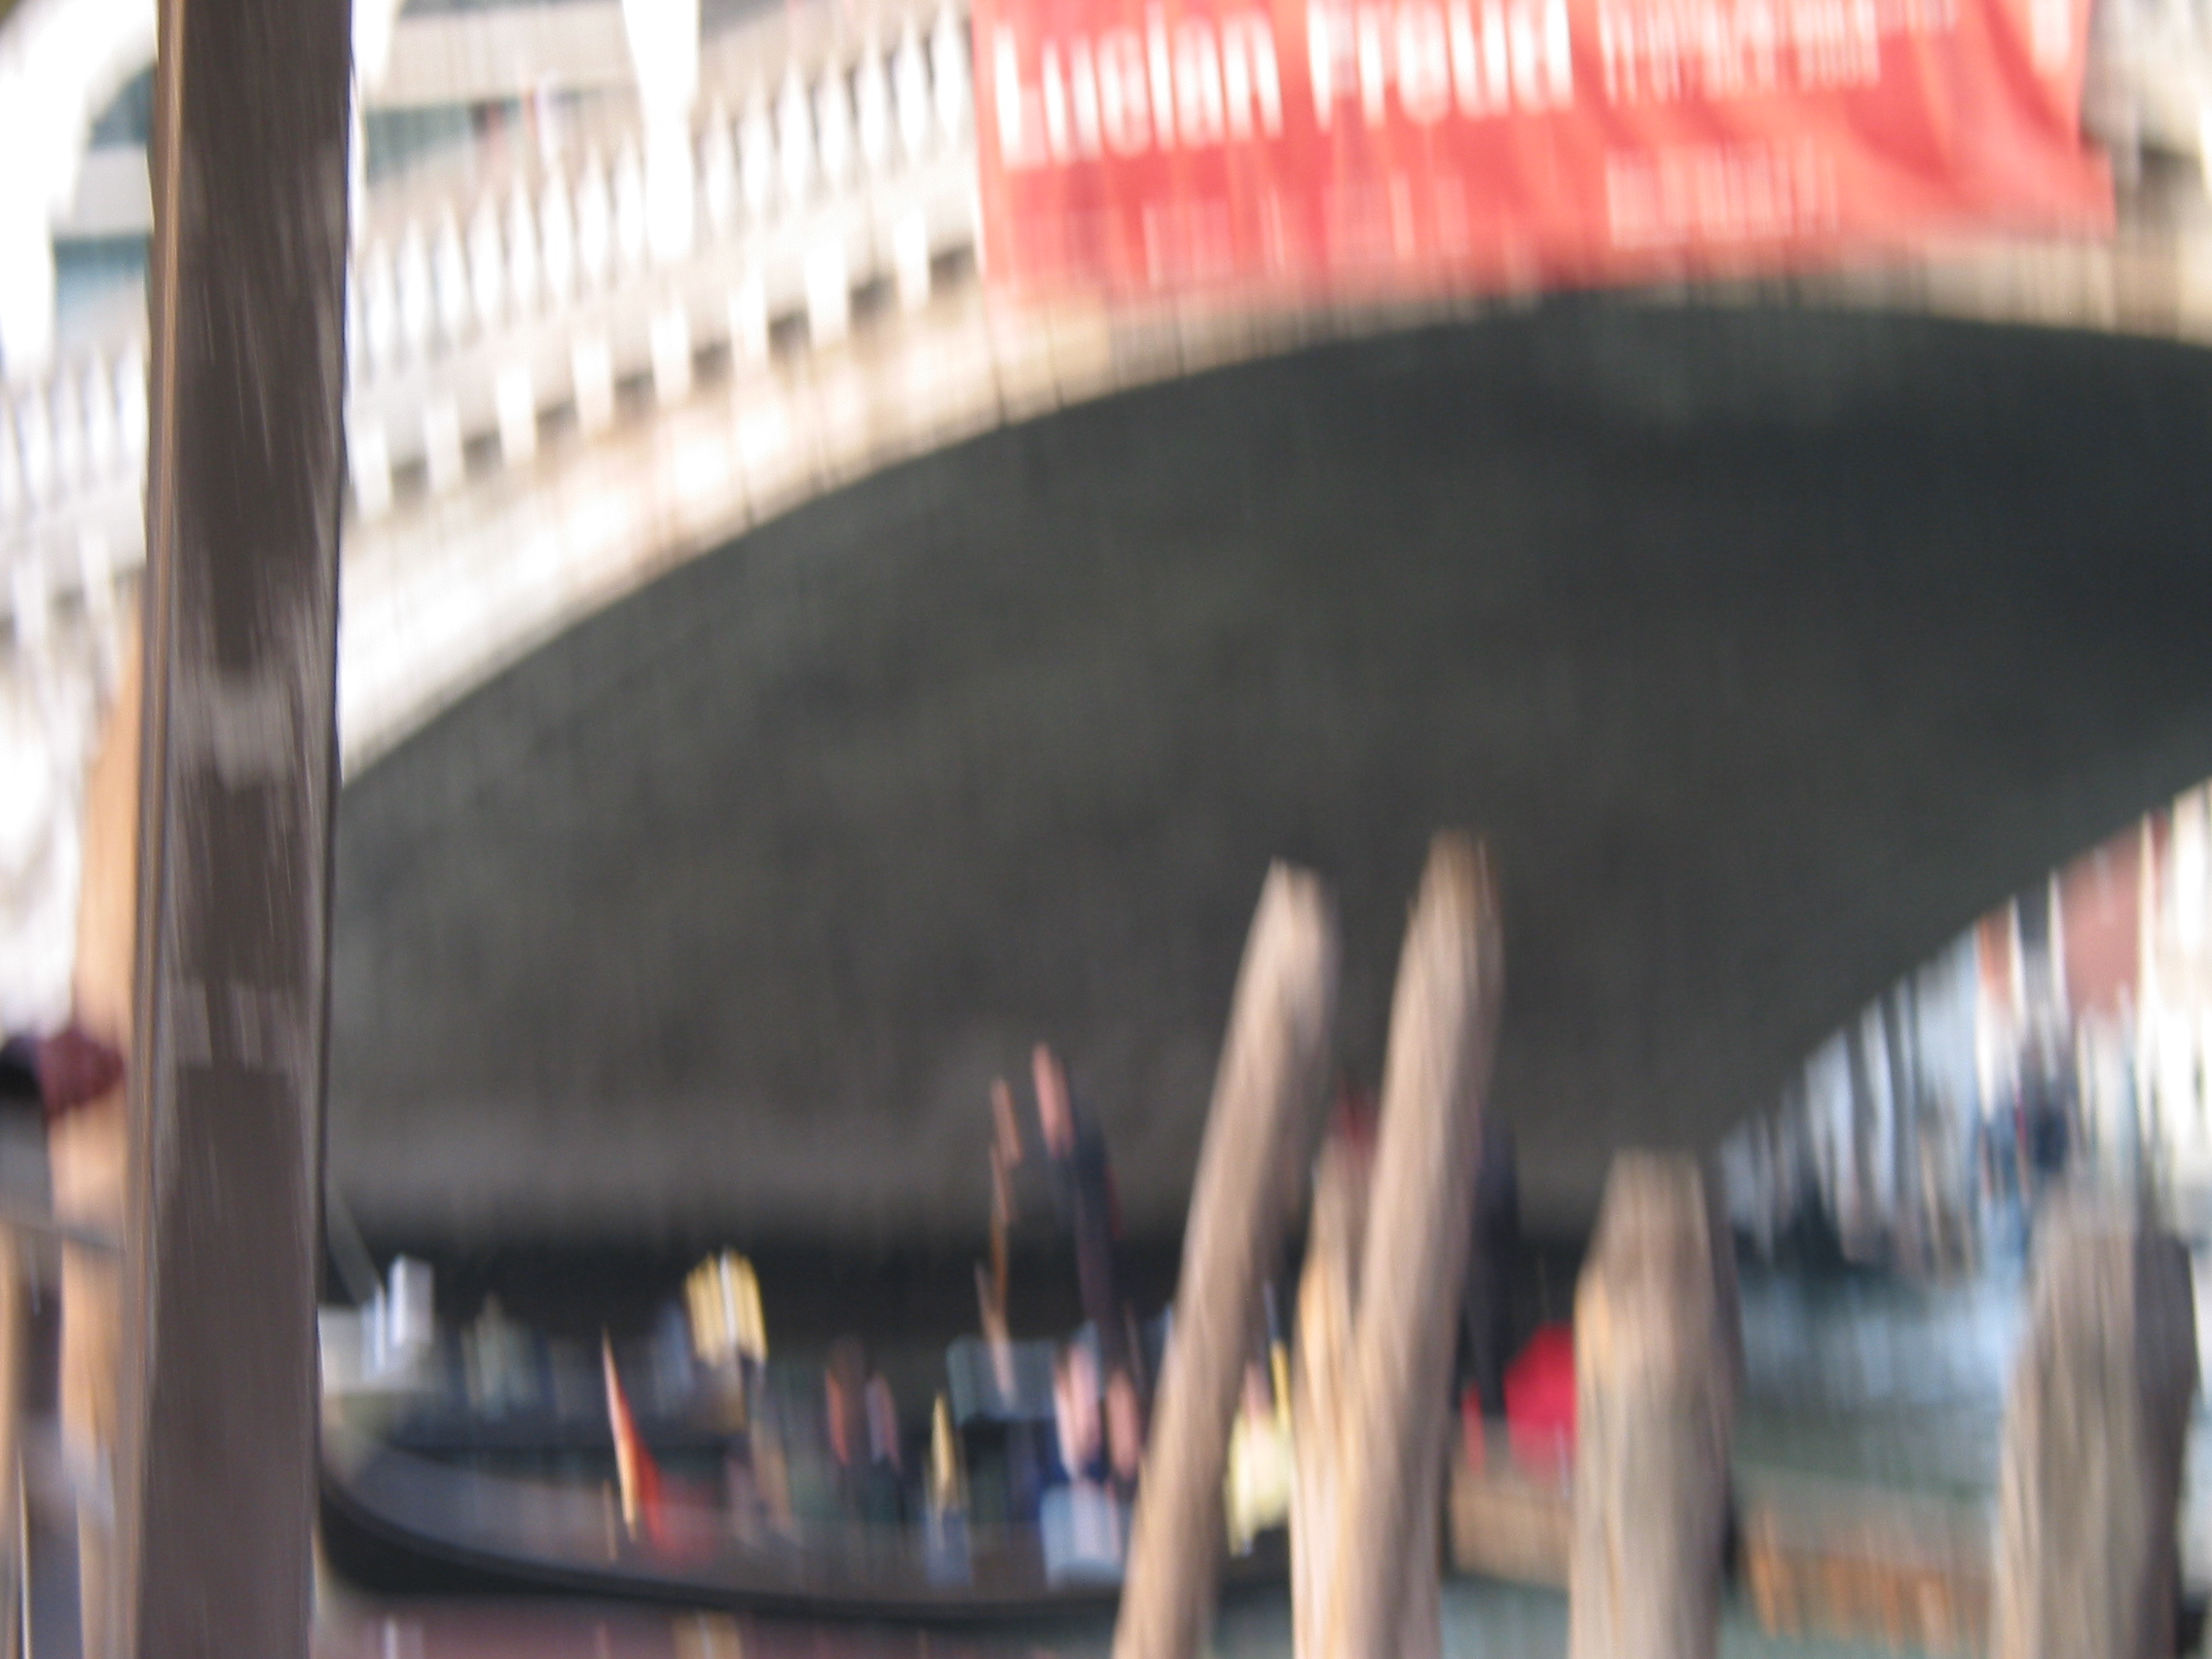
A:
929,1392,967,1515
686,1251,769,1365
685,1265,723,1362
1225,1343,1295,1555
730,1253,767,1362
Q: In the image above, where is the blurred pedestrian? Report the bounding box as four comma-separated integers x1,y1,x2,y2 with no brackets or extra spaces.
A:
1,1027,122,1121
1032,1045,1133,1393
863,1372,903,1525
1052,1340,1104,1483
978,1076,1022,1401
1045,1341,1127,1583
824,1337,869,1519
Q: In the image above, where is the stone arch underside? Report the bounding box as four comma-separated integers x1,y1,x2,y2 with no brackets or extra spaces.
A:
326,299,2212,1246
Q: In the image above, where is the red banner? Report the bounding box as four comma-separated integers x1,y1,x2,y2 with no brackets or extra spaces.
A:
972,0,2112,297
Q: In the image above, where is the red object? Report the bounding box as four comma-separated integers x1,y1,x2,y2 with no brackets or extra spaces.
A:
1503,1321,1574,1475
602,1337,673,1550
973,0,2109,301
37,1025,123,1120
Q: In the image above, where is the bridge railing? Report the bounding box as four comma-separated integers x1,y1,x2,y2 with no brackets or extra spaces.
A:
344,13,976,510
6,0,2212,651
0,339,148,657
0,0,979,644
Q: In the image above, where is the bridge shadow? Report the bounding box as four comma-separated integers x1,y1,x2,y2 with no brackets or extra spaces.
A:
327,295,2212,1249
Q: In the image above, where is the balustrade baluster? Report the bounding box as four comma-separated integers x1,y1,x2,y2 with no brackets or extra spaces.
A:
806,240,851,344
82,357,117,482
423,395,464,494
350,415,393,520
507,180,542,316
0,405,18,524
651,308,693,404
857,46,893,174
496,365,538,463
347,276,365,383
645,124,697,266
48,375,83,501
817,65,856,192
78,528,114,633
615,140,651,276
363,241,400,377
577,152,616,290
895,25,933,161
116,344,147,464
730,276,770,364
896,209,932,311
398,222,436,359
16,391,53,509
702,104,739,236
9,559,48,654
572,334,616,433
741,92,777,221
541,169,579,305
932,9,972,140
434,211,472,348
779,68,817,206
470,197,508,333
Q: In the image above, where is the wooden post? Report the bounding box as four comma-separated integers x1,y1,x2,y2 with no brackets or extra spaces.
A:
1291,1127,1367,1659
1989,1195,2197,1659
116,0,351,1638
1319,833,1504,1659
1293,1117,1448,1659
1112,865,1338,1659
1567,1153,1740,1659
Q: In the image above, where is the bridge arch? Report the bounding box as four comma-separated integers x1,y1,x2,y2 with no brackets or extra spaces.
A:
325,297,2212,1246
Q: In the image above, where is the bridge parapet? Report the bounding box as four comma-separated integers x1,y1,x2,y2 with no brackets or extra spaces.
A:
17,0,2212,661
6,30,2212,1026
0,0,977,652
12,0,2212,996
0,335,145,659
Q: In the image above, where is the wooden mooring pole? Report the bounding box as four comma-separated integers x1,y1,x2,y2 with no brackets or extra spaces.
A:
1112,865,1338,1659
118,0,350,1639
1119,835,1500,1659
1567,1152,1740,1659
1315,834,1503,1659
1291,1127,1366,1659
1989,1194,2197,1659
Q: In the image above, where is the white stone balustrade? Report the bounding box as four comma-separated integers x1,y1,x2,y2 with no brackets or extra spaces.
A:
0,338,147,659
10,0,2212,1035
2,0,981,658
332,10,977,514
14,0,2212,792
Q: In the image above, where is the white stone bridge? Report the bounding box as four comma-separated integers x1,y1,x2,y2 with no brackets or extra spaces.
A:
9,0,2212,1034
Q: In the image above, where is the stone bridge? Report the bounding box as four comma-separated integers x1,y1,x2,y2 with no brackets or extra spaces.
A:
12,0,2212,1238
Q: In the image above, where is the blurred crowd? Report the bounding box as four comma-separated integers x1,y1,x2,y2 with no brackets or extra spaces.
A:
337,1042,1540,1589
